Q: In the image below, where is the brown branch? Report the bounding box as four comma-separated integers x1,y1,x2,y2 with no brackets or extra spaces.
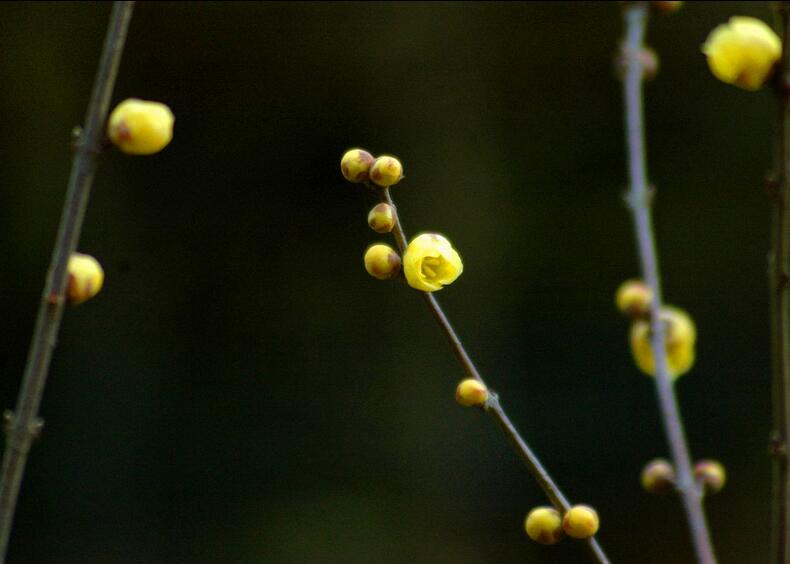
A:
0,3,135,561
620,3,716,563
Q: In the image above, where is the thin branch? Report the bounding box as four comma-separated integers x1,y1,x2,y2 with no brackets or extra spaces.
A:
770,4,790,563
620,3,716,563
378,187,611,564
0,3,135,561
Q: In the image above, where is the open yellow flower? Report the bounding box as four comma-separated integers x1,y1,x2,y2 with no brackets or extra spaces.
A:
403,233,463,292
702,16,781,91
630,306,696,380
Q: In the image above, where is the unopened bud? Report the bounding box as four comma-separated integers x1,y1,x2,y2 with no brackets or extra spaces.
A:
67,253,104,305
108,98,174,155
367,203,397,233
524,507,564,545
455,379,489,407
641,458,676,494
364,244,401,280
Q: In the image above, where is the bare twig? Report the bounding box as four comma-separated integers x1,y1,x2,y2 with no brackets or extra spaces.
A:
771,4,790,563
378,186,611,564
620,3,716,563
0,3,135,561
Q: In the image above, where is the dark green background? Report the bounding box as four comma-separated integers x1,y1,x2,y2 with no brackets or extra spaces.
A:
0,1,778,562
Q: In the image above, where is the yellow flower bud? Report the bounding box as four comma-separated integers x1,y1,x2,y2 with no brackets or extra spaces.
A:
108,98,174,155
364,244,401,280
455,379,488,407
562,505,600,539
630,306,696,379
694,459,726,495
367,203,397,233
340,148,375,183
641,458,676,495
403,234,463,292
525,507,564,545
369,156,403,187
702,17,781,91
615,279,653,318
67,253,104,305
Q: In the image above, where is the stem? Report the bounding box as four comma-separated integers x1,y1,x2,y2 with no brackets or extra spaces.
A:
0,3,134,561
620,4,716,563
379,187,610,564
771,4,790,563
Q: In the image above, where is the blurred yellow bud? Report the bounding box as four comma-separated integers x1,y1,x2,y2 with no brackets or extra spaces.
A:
652,1,683,14
364,244,401,280
694,459,726,495
403,234,463,292
641,458,676,494
455,379,488,407
369,155,403,187
340,148,375,183
562,505,600,539
630,306,696,379
615,279,653,318
702,17,781,91
367,203,397,233
67,253,104,305
525,507,564,545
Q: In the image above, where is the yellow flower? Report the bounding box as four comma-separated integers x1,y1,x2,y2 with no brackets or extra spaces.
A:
630,306,696,380
702,17,781,91
108,98,174,155
562,505,600,539
403,233,463,292
67,253,104,305
340,148,374,183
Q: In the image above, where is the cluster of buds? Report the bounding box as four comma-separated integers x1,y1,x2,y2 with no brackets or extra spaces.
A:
703,16,781,91
641,458,726,496
340,148,464,292
524,505,600,546
615,280,697,380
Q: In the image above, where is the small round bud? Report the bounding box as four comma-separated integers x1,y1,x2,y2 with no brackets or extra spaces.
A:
364,244,401,280
641,458,676,494
651,1,683,14
367,203,397,233
107,98,174,155
524,507,564,545
369,155,403,187
694,459,726,495
630,306,696,380
67,253,105,305
615,279,653,318
562,505,600,539
614,47,660,82
703,17,781,91
455,379,489,407
340,148,375,183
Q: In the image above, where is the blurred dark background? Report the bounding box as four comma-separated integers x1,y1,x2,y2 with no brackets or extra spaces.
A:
0,1,778,562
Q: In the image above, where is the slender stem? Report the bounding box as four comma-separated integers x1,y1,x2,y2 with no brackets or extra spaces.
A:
379,187,610,564
771,4,790,563
620,4,716,563
0,3,134,561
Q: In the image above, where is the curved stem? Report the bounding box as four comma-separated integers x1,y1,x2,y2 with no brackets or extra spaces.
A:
620,4,716,563
0,3,134,561
771,4,790,563
379,187,610,564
